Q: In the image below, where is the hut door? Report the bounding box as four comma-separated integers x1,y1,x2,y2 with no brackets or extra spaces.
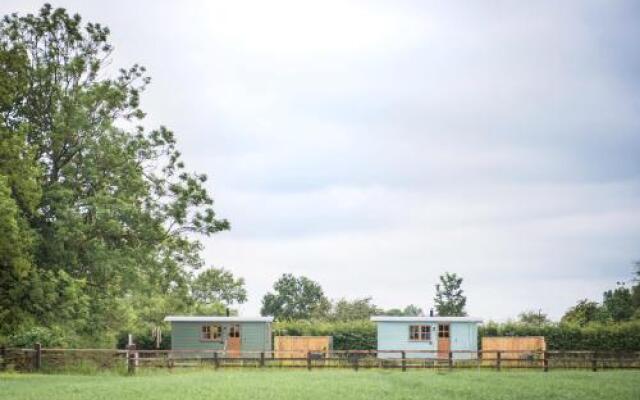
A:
227,324,241,358
437,324,450,359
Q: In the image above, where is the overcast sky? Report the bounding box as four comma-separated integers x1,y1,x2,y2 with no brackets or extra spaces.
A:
4,1,640,320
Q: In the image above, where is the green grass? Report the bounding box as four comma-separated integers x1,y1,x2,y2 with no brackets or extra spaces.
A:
1,369,639,400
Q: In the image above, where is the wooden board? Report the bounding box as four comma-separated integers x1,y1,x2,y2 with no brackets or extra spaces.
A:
481,336,546,366
274,336,333,359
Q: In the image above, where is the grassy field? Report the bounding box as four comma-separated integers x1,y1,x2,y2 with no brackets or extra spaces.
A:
1,370,639,400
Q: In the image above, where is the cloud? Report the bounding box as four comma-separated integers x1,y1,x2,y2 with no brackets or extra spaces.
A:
3,0,639,320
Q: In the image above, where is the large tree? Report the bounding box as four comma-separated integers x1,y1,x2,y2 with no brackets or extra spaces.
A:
518,310,550,325
434,272,467,316
261,274,330,320
603,284,634,322
191,267,247,307
330,297,381,321
0,4,229,343
561,299,607,326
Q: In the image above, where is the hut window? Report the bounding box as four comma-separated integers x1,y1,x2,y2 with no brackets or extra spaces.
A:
438,324,450,338
201,324,222,341
409,325,431,341
229,324,240,338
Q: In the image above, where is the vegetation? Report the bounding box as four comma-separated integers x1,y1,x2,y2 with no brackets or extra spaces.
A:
0,4,243,347
434,272,467,316
261,274,332,320
517,310,551,326
561,264,640,325
1,370,639,400
274,319,377,350
480,320,640,350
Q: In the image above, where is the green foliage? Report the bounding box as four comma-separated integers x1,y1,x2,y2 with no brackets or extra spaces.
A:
603,284,635,322
191,267,247,306
261,274,331,320
561,299,610,326
517,310,551,325
330,297,381,321
274,319,376,350
6,326,71,347
0,4,231,345
382,304,424,316
434,272,467,316
115,329,171,350
480,320,640,351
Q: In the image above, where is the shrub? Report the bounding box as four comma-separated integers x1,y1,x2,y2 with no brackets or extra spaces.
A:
115,329,170,350
274,319,376,350
479,320,640,350
6,326,71,348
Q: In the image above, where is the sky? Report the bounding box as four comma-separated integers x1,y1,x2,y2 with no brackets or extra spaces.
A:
3,1,640,321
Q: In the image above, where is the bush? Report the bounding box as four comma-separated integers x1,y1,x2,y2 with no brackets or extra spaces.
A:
6,326,72,348
115,329,170,350
479,320,640,350
274,320,376,350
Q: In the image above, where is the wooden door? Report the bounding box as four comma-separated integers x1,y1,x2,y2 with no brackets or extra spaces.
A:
437,324,450,359
227,337,241,358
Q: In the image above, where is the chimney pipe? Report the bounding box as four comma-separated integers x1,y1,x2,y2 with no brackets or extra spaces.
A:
226,308,230,317
429,308,434,317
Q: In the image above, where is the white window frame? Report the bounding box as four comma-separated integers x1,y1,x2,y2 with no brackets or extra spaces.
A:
201,324,222,341
409,325,431,342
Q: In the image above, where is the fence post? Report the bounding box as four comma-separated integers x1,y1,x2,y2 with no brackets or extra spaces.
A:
127,344,136,375
543,351,549,372
1,345,6,371
307,351,312,371
401,351,406,372
34,343,42,371
353,354,359,372
448,351,453,370
591,352,597,372
260,352,265,368
214,351,219,370
496,351,501,371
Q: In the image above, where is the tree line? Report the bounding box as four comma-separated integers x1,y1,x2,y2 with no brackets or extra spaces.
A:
259,272,466,321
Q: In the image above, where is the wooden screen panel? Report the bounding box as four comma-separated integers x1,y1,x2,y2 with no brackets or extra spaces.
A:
481,336,546,366
274,336,333,359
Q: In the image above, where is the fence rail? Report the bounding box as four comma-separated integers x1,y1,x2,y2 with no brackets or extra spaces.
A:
1,345,640,374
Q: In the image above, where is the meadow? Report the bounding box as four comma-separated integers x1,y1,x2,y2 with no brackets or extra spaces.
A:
1,370,639,400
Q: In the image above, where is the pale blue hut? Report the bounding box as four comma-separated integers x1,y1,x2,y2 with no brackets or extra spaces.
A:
371,316,482,359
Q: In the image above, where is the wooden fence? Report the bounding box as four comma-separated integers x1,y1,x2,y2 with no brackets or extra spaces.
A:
1,345,640,374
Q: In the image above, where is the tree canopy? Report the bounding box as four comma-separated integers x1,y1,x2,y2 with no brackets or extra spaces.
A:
434,272,467,316
0,4,238,345
517,310,551,326
261,274,331,320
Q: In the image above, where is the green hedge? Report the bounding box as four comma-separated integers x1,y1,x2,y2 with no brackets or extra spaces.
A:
274,320,376,350
480,321,640,351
